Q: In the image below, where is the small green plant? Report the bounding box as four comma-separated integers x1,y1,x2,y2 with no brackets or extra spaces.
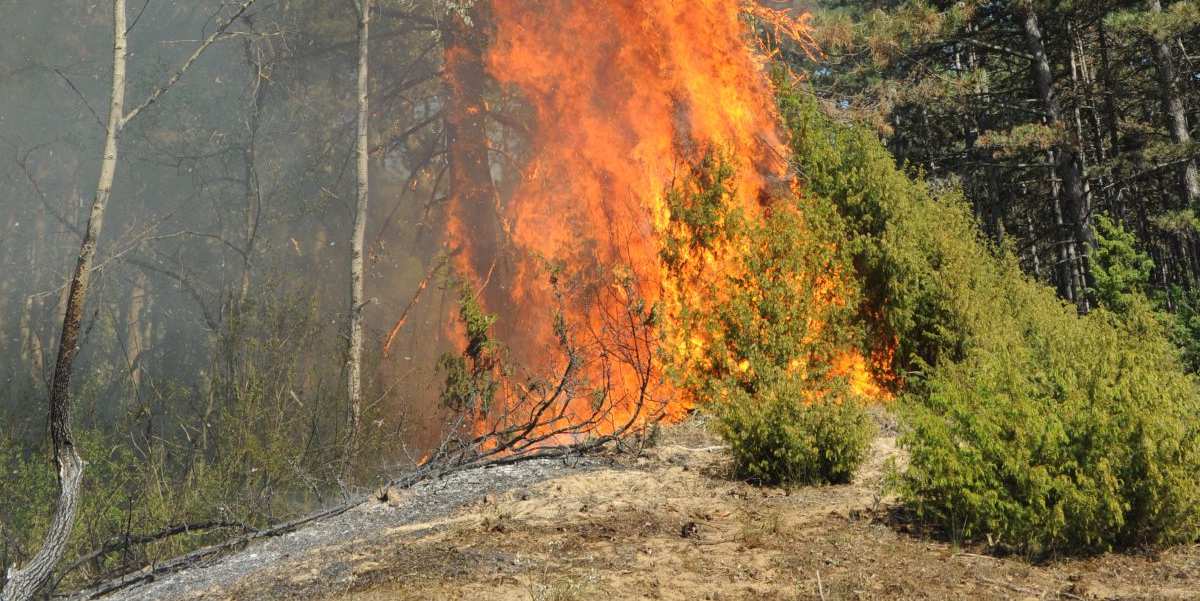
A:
437,284,500,414
716,381,875,486
1090,213,1153,313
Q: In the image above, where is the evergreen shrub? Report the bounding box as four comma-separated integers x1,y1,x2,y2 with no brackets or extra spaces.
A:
780,82,1200,553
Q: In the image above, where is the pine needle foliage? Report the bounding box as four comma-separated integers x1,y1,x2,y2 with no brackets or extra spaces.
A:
664,154,874,487
779,81,1200,555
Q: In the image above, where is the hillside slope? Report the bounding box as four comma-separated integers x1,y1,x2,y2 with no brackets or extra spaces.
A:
86,420,1199,601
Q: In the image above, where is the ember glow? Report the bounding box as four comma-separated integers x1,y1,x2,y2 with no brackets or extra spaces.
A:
439,0,885,439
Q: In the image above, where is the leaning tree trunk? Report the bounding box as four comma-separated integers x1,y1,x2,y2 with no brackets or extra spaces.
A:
1020,4,1093,313
346,0,372,464
1,2,258,598
0,2,126,600
1148,0,1200,208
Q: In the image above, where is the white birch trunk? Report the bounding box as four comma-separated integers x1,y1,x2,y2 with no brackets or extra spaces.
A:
1,2,258,597
0,3,126,600
346,0,373,461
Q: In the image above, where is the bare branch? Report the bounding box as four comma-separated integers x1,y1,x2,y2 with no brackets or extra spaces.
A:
121,0,259,127
51,69,106,131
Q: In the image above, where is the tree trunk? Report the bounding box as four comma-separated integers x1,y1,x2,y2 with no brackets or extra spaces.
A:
125,271,146,392
1,2,257,596
237,33,268,312
19,208,46,383
442,5,502,290
1148,0,1200,208
346,0,372,462
0,2,126,599
1020,4,1093,312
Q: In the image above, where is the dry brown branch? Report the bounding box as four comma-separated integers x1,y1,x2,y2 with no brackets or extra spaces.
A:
382,259,442,357
428,268,663,472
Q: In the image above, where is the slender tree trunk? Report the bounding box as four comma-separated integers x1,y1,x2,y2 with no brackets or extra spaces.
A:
0,208,11,360
20,295,46,384
1098,23,1123,156
0,3,126,600
1048,150,1077,303
125,271,146,392
1020,4,1093,312
1,3,257,597
1148,0,1200,208
237,35,268,312
346,0,372,462
19,209,47,384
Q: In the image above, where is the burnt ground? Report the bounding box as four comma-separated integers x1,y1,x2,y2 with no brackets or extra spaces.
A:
84,419,1200,601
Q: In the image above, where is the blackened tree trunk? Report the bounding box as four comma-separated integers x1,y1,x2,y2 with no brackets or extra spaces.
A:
1020,4,1093,312
442,5,502,289
1148,0,1200,208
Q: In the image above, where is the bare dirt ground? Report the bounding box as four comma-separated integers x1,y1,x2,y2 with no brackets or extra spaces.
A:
91,418,1200,601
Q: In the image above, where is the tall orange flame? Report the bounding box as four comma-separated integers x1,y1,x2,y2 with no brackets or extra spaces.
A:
437,0,882,440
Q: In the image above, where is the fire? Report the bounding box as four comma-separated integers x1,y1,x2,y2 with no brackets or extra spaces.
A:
433,0,886,444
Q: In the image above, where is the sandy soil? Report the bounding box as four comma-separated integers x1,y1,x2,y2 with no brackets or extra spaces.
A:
315,421,1198,601
92,418,1200,600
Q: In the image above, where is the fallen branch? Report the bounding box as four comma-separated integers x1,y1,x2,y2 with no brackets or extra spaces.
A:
50,521,252,595
68,504,359,600
976,575,1084,600
65,431,633,600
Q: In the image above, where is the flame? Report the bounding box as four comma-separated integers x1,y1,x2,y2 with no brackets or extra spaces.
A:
433,0,886,444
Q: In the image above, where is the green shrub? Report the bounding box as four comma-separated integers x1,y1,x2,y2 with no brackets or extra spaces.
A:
1091,214,1154,313
778,82,1200,554
662,154,875,486
1165,286,1200,373
716,381,875,485
901,300,1200,554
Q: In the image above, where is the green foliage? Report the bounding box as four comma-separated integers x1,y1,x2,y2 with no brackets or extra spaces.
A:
716,382,875,486
902,301,1200,554
779,82,1200,554
438,284,500,414
696,206,859,392
664,154,874,486
1163,286,1200,373
780,76,988,377
1090,214,1154,313
660,152,742,269
0,431,238,587
977,123,1060,158
0,437,56,572
1107,2,1200,41
707,204,876,486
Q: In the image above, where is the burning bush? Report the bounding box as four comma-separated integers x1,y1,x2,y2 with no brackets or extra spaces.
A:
664,155,875,486
779,83,1200,553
